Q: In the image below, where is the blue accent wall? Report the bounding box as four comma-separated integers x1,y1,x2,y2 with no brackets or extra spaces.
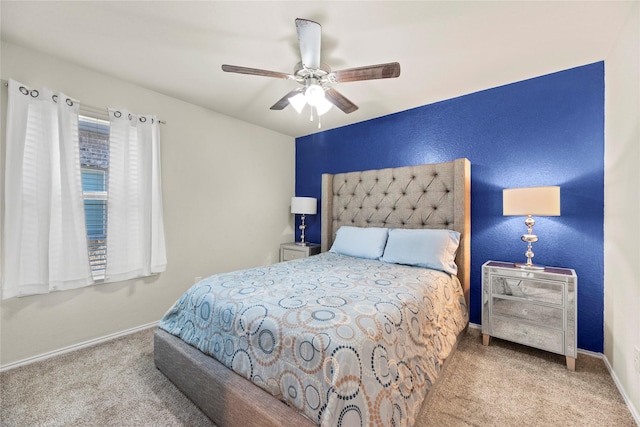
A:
295,62,604,352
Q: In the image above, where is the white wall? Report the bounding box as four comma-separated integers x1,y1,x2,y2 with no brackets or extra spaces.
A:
0,41,295,366
604,2,640,421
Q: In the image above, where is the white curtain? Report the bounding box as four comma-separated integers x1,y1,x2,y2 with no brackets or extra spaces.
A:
2,79,93,299
105,109,166,282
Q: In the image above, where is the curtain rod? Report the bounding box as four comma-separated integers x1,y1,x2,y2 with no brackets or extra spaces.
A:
1,79,166,124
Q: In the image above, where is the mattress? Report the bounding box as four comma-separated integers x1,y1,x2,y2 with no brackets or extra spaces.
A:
158,252,468,426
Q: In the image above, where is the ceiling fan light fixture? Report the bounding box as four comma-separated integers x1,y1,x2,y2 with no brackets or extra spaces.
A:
315,96,333,116
304,84,325,107
289,93,306,114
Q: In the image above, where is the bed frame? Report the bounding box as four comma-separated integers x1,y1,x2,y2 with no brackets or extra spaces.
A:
154,158,471,426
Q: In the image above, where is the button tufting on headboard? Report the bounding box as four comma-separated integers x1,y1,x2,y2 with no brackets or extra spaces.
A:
327,164,457,234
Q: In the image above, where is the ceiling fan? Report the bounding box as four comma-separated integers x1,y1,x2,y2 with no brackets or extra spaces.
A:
221,18,401,124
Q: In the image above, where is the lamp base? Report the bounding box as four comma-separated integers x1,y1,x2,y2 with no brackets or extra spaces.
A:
517,216,545,270
514,262,545,270
296,214,311,246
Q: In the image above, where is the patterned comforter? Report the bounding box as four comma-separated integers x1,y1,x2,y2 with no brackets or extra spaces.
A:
158,252,468,426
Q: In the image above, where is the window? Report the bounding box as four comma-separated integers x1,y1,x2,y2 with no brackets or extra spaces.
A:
79,115,110,280
3,79,166,299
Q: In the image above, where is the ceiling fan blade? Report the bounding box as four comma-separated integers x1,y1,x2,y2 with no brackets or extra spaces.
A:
222,64,291,80
325,88,358,114
332,62,401,83
270,90,301,110
295,18,321,70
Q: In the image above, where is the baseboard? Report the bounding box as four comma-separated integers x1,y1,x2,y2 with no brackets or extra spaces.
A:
577,347,604,359
602,354,640,426
0,321,158,372
468,321,481,330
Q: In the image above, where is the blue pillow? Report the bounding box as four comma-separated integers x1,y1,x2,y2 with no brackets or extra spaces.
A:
329,226,389,259
381,228,460,274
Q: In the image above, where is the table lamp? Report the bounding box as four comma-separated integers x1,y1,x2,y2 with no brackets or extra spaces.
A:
503,186,560,269
291,196,317,246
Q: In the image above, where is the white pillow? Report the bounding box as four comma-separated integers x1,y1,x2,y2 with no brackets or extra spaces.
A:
329,226,389,259
381,228,460,274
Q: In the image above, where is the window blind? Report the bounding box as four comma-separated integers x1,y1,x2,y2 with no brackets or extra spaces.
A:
79,114,110,279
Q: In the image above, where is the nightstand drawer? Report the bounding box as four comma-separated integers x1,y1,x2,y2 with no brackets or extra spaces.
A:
491,316,564,354
492,297,563,329
281,248,307,261
491,276,563,306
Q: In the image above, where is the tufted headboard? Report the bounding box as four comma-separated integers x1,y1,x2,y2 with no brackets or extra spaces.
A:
321,158,471,308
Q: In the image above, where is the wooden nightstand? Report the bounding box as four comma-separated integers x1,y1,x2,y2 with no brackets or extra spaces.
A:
481,261,578,371
279,242,321,262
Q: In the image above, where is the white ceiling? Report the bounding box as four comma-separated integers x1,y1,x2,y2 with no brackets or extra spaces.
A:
0,1,634,138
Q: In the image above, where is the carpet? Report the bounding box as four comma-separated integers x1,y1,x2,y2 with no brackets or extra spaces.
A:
1,327,636,426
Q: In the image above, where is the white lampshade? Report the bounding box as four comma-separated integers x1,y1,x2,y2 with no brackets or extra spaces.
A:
288,91,333,116
503,186,560,216
288,93,306,114
315,96,333,116
304,84,325,107
291,197,317,215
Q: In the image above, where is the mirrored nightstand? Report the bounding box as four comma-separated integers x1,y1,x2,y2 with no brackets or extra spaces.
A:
279,242,321,262
482,261,578,371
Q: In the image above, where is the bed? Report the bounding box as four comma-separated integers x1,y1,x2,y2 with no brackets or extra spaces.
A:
154,158,471,426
